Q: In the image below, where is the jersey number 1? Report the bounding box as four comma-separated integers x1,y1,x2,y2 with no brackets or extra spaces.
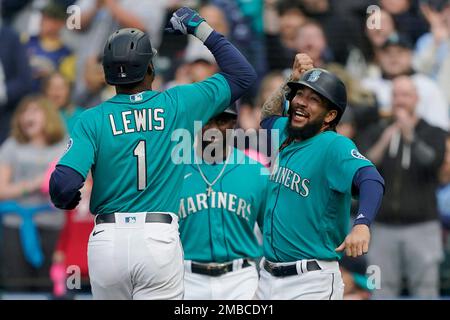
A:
133,140,147,191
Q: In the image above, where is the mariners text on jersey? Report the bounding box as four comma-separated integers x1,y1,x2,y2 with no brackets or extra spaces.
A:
270,165,310,197
109,108,165,136
179,191,252,221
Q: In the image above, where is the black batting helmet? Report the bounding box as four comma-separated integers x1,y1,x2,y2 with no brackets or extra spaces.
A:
286,68,347,119
102,28,157,85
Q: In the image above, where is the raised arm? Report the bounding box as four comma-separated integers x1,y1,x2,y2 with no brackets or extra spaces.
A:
166,7,257,103
261,53,314,120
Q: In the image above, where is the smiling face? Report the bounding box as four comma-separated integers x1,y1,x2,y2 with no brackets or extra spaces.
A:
287,86,338,140
19,102,46,140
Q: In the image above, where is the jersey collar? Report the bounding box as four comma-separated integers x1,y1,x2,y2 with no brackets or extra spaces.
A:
107,91,160,104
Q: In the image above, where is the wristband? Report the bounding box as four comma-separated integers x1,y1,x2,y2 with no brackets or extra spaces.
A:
195,22,214,43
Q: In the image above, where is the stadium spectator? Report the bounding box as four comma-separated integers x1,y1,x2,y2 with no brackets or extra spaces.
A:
414,2,450,105
212,0,267,86
352,9,397,79
361,76,446,299
365,9,397,54
0,95,66,292
1,1,76,36
380,0,428,43
187,58,218,84
77,55,114,109
42,72,83,134
264,1,306,71
326,63,379,135
298,0,363,64
163,63,192,90
0,24,33,144
362,32,449,131
25,2,74,92
293,20,333,68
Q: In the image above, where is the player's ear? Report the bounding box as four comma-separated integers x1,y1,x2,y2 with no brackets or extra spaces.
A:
324,109,338,124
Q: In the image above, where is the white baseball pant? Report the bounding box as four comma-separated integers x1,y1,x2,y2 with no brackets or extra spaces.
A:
183,259,259,300
255,258,344,300
87,212,184,300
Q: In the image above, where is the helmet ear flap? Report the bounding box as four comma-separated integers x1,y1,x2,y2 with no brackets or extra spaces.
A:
283,90,294,117
285,87,295,102
283,86,296,116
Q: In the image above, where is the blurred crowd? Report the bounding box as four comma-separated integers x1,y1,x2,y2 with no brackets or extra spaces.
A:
0,0,450,300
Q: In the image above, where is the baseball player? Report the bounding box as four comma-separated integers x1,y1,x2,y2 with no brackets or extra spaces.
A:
255,54,385,300
178,105,268,300
48,7,256,300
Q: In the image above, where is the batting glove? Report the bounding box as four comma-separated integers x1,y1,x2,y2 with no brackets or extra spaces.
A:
165,7,213,42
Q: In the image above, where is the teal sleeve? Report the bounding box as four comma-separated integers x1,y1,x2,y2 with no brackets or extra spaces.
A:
168,74,231,135
58,111,97,179
272,117,289,145
257,170,269,229
326,136,373,194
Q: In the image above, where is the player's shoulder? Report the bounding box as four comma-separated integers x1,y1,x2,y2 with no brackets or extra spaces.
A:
77,105,101,118
318,131,353,144
325,132,373,163
321,131,358,152
72,105,104,128
165,74,228,95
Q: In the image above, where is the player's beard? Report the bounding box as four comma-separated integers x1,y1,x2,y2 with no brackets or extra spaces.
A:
287,111,326,141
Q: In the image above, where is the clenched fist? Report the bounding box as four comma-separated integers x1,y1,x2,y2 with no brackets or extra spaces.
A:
291,53,314,82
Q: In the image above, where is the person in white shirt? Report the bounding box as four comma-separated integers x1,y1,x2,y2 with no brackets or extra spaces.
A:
362,32,449,131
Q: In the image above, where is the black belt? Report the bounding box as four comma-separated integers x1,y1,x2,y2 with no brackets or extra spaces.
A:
95,213,173,224
264,260,321,277
190,259,252,277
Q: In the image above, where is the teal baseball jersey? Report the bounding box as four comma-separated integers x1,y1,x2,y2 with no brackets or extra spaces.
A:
58,74,231,215
178,148,269,262
264,117,373,262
